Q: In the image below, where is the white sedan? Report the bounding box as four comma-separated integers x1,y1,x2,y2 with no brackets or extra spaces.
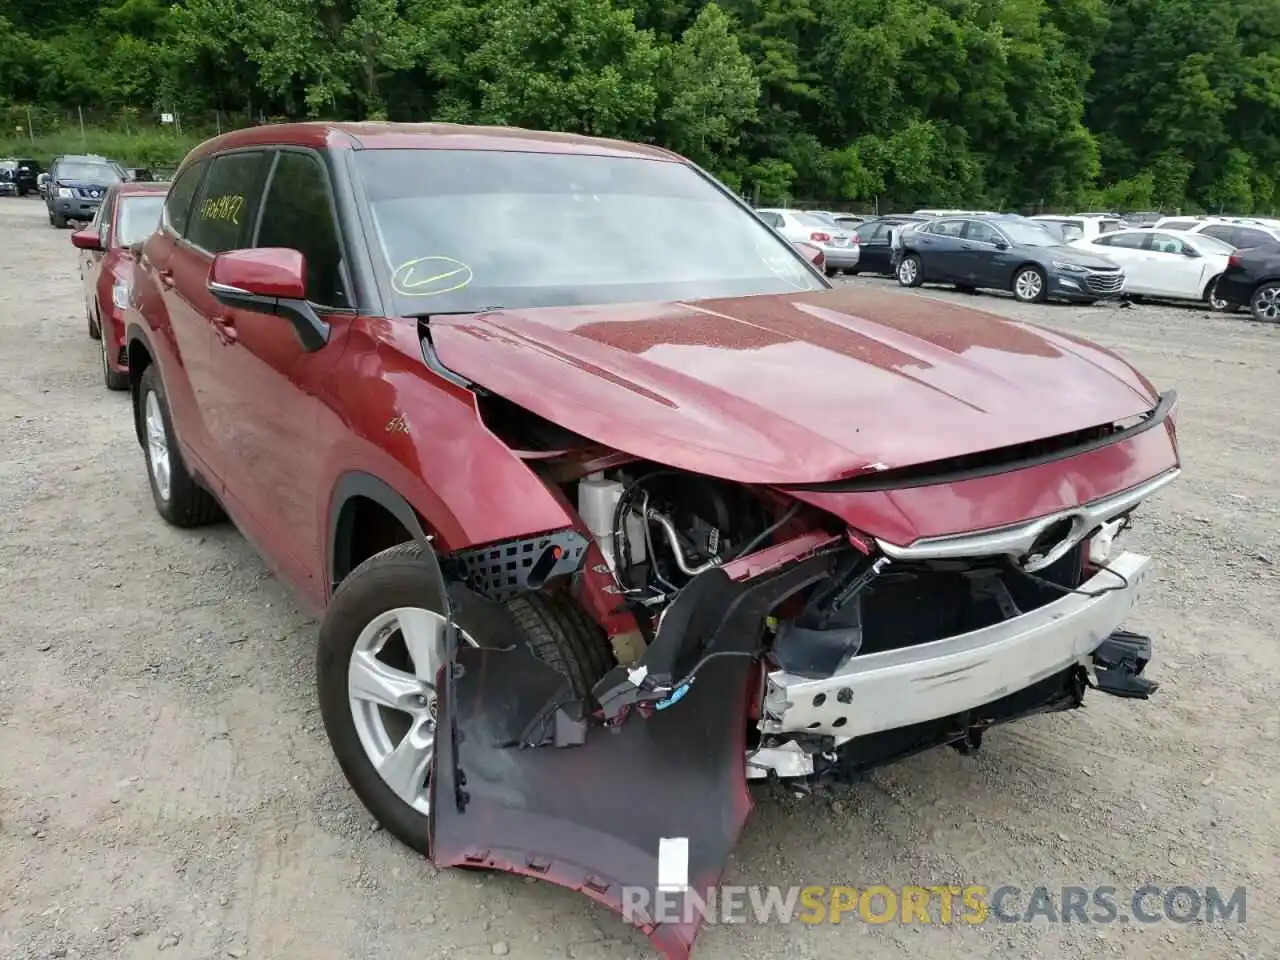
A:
1072,229,1234,305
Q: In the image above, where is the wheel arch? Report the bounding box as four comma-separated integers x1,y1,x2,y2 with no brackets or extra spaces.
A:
328,471,444,598
125,321,156,448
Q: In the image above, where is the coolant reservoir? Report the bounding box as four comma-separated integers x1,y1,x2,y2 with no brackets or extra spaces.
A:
578,472,646,572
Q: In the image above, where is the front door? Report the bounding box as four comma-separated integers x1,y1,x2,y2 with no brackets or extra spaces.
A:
199,149,356,605
916,218,967,282
960,219,1015,288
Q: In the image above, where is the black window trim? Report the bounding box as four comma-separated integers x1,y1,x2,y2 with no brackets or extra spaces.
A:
252,145,359,314
161,156,211,241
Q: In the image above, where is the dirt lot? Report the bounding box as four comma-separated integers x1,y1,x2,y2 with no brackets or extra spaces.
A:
0,196,1276,960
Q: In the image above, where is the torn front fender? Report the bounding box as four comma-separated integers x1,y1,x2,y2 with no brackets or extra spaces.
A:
430,641,753,957
430,552,841,958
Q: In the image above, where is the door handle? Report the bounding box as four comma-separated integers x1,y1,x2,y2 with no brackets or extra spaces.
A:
212,314,238,344
157,268,175,288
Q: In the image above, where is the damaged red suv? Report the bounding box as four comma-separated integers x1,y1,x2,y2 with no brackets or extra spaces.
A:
125,123,1179,959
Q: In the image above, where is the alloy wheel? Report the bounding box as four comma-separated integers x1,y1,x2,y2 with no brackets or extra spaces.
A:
348,607,474,816
144,390,171,502
1015,269,1043,302
1252,285,1280,323
897,258,917,285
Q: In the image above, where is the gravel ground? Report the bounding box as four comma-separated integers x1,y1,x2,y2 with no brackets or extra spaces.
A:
1,196,1277,960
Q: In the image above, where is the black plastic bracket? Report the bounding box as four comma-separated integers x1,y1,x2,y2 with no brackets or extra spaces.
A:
450,529,590,601
1090,629,1159,699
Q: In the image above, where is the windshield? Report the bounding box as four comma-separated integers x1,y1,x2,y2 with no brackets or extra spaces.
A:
56,161,122,184
117,195,164,246
997,220,1060,246
356,149,822,314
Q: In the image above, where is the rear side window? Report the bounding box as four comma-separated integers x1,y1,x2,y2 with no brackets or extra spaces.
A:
1200,225,1236,245
1095,232,1146,250
1160,219,1196,231
187,151,270,254
1234,228,1274,249
930,219,965,237
164,160,207,238
254,151,349,308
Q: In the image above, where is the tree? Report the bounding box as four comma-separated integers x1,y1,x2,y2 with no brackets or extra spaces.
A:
657,3,759,170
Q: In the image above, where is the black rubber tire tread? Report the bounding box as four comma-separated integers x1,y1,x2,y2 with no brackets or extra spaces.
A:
88,308,101,340
51,212,67,228
502,592,615,699
138,364,225,527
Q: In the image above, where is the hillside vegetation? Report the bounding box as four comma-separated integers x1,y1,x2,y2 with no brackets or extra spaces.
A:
2,0,1278,211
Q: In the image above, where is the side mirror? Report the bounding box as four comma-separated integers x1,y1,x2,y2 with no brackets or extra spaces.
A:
208,248,329,351
70,229,103,251
1183,247,1201,258
994,240,1009,250
37,172,50,186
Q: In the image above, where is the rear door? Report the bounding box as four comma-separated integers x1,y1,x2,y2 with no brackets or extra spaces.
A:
914,218,967,281
853,220,893,273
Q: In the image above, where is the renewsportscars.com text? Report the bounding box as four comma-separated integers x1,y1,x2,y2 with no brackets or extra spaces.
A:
621,884,1247,926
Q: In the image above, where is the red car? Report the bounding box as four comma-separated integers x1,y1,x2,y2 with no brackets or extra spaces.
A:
123,123,1179,958
71,181,168,390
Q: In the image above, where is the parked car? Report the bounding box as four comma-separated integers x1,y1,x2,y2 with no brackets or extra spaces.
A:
849,214,929,275
44,154,127,227
124,166,156,182
1031,214,1125,243
0,158,42,196
896,214,1125,303
809,210,867,227
124,122,1175,959
755,207,859,274
1162,218,1280,252
70,181,168,390
1211,246,1280,321
1075,228,1233,307
912,208,1000,217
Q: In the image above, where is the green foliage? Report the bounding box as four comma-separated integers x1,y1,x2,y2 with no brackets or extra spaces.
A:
2,0,1279,211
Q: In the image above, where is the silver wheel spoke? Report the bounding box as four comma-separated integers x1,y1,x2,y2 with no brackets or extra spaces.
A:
377,722,435,805
349,650,421,711
398,609,444,684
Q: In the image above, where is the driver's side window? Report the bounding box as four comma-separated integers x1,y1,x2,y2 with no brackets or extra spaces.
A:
965,221,1001,244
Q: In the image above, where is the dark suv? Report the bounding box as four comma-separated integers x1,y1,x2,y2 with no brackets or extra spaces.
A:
0,158,42,197
44,154,126,227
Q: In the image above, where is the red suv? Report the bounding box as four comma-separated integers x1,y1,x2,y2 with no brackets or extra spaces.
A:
71,181,168,390
125,123,1179,959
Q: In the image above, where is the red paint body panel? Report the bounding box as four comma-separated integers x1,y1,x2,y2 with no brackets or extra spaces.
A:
430,286,1159,486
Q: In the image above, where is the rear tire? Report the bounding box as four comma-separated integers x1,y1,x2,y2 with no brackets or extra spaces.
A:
1204,276,1235,312
137,364,225,527
1249,282,1280,323
317,543,614,856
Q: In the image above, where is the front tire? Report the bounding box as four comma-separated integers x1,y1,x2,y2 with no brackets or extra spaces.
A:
897,254,923,287
1204,276,1237,312
137,364,224,526
317,542,614,854
1012,265,1048,303
1250,282,1280,323
101,333,128,391
50,211,67,228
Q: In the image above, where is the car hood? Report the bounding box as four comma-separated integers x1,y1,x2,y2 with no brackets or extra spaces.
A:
429,286,1158,485
1042,244,1120,270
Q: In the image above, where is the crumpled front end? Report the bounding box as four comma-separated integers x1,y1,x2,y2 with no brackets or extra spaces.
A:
425,382,1179,958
